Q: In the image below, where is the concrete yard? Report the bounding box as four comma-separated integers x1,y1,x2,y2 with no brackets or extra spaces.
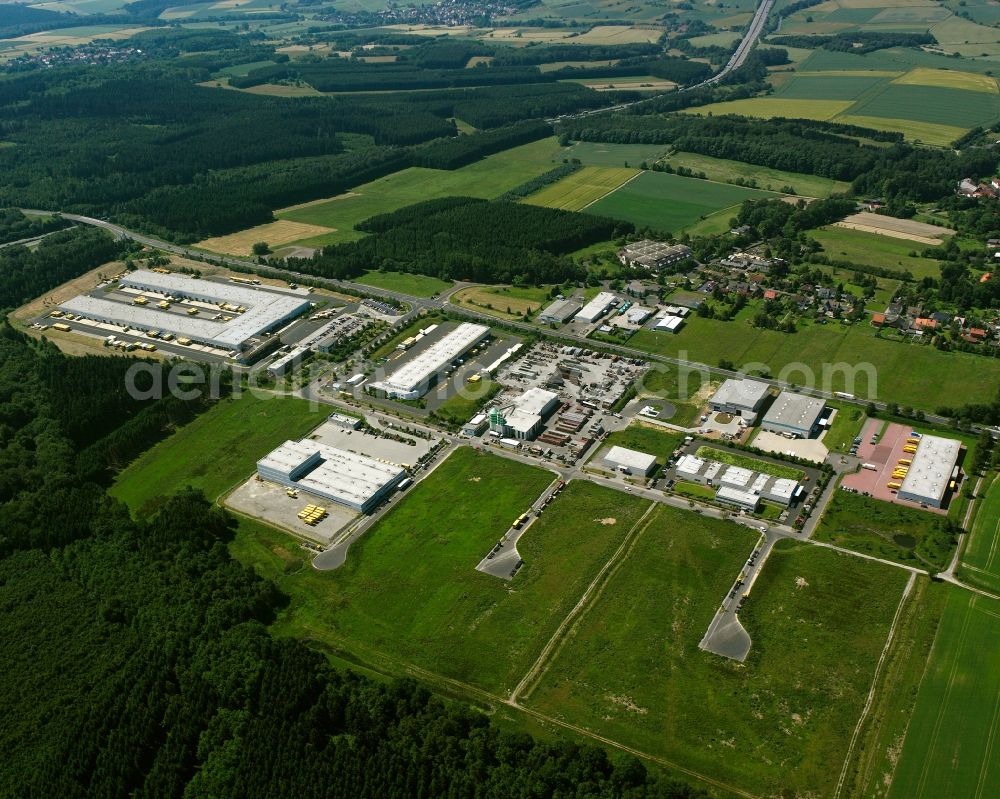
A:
226,477,358,545
751,429,829,463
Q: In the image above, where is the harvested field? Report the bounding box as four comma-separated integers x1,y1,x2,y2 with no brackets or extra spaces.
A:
197,219,336,255
835,212,954,245
892,67,998,93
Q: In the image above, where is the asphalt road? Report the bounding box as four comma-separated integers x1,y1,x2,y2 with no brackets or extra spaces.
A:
20,209,993,438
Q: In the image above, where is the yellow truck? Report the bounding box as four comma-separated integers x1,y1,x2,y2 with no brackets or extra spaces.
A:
177,337,192,346
897,458,912,466
186,307,199,316
133,296,148,306
51,322,71,332
887,481,902,490
49,310,64,318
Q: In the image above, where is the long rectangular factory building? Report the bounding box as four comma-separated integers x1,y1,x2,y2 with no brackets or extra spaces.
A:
370,322,490,400
59,270,310,351
257,439,406,513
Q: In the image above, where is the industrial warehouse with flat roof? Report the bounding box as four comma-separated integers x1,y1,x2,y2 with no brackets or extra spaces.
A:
898,434,963,508
257,440,406,513
58,271,310,351
371,322,490,399
709,378,771,423
761,391,827,439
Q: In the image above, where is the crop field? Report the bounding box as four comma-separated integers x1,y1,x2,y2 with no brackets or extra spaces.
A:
664,150,851,197
277,137,561,245
847,84,1000,129
525,535,909,797
799,44,1000,74
232,456,655,694
352,270,452,297
773,74,889,100
523,166,637,210
111,394,324,516
836,211,953,245
892,66,999,92
813,490,954,570
957,475,1000,594
629,310,1000,411
196,219,335,255
749,46,1000,143
887,587,1000,798
834,114,968,145
586,170,777,234
558,140,669,167
808,225,945,279
684,97,854,121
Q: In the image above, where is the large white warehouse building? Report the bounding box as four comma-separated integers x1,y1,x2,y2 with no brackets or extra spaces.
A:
898,434,962,509
371,322,490,399
58,271,310,351
257,439,406,513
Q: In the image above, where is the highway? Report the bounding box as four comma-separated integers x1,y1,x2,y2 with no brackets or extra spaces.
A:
547,0,775,122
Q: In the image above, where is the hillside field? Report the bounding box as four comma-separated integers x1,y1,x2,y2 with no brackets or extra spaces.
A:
887,587,1000,799
586,170,778,234
277,137,562,245
231,451,657,695
111,394,324,516
525,535,910,797
629,309,1000,411
957,474,1000,594
523,166,638,210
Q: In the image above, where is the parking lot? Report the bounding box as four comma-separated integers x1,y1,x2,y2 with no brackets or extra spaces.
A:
308,418,436,465
840,420,950,514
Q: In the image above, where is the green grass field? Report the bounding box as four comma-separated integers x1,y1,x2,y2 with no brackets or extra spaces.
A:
629,309,1000,411
887,586,1000,798
823,402,867,453
558,140,670,167
526,533,910,797
593,423,684,467
664,150,852,198
695,445,805,480
110,394,324,516
814,490,956,570
353,270,453,297
278,137,562,245
809,225,944,279
232,452,655,694
957,474,1000,593
586,170,777,235
523,166,638,210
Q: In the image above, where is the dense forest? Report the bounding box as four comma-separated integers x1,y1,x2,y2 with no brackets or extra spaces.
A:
0,65,618,238
0,208,69,246
293,197,631,285
0,323,702,798
0,225,124,308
